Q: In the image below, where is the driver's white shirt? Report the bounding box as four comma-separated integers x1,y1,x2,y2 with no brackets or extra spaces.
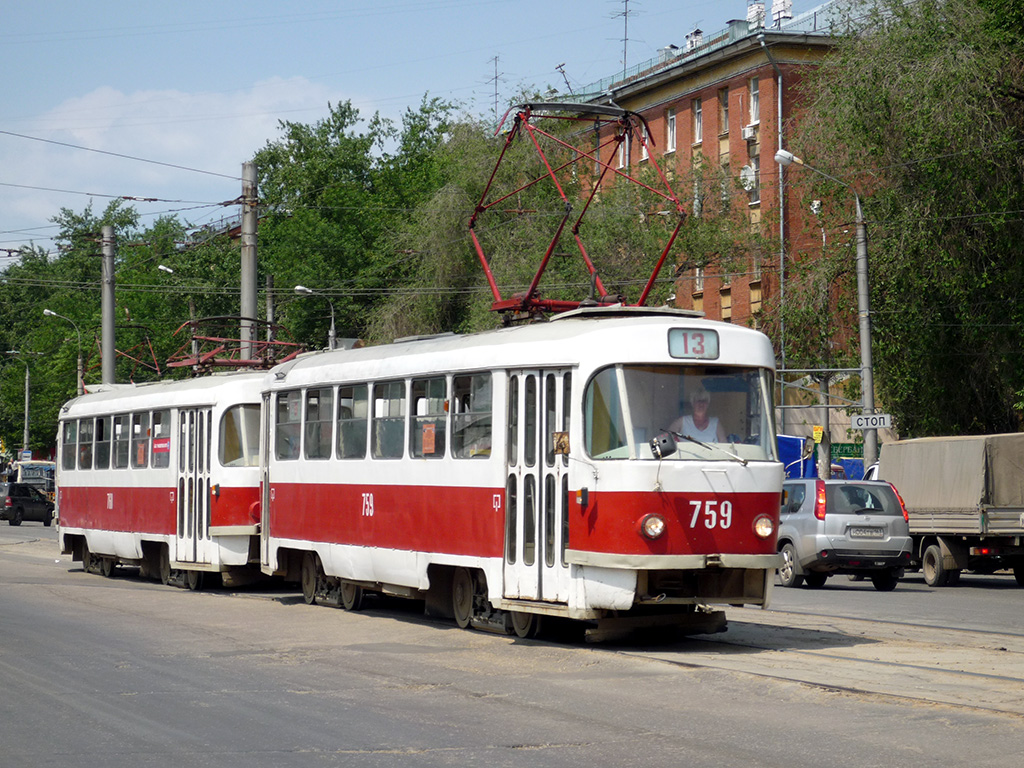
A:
678,414,720,442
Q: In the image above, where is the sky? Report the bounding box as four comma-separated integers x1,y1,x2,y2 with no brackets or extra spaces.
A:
1,0,822,261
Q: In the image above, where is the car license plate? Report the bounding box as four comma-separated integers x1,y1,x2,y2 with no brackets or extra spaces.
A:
850,526,884,538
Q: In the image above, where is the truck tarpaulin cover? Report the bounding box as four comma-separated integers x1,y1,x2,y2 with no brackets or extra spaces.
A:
880,433,1024,512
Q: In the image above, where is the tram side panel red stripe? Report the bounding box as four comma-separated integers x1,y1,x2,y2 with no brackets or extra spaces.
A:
211,486,261,527
59,486,175,536
269,483,505,558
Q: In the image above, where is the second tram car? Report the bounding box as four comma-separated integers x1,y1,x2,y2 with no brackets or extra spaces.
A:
56,372,264,588
261,307,783,637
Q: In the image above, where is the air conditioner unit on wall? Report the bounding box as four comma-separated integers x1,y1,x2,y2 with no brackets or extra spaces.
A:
742,124,757,141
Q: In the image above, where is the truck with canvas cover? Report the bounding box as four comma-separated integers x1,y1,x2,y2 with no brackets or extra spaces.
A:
878,433,1024,586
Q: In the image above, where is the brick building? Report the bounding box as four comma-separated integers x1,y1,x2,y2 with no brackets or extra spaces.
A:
574,0,839,329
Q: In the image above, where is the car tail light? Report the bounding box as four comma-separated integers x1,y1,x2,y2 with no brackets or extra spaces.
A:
814,479,827,520
888,482,909,523
3,496,10,508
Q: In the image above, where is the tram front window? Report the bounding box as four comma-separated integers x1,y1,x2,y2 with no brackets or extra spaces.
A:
584,364,777,462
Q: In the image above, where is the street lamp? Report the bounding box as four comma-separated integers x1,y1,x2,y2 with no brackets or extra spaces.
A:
4,351,37,457
294,285,336,351
774,149,877,468
43,309,84,396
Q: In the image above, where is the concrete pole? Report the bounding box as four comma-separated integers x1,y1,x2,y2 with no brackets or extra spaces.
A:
101,225,116,384
240,161,258,360
854,196,877,467
22,364,29,454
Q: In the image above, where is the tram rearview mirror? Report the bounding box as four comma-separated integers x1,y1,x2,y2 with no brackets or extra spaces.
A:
651,432,676,459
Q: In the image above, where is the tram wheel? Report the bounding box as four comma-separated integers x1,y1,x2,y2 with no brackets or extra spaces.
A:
158,546,172,586
452,568,474,629
511,611,541,639
301,552,320,605
340,581,364,611
185,570,204,592
81,541,93,573
99,557,116,578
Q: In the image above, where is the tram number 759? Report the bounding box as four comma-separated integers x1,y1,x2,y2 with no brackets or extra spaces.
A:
689,499,733,530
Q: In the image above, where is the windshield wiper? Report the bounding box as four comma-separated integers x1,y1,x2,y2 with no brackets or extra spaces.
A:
663,429,749,466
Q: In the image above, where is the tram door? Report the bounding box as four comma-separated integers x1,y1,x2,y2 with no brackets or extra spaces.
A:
176,408,212,565
504,369,572,603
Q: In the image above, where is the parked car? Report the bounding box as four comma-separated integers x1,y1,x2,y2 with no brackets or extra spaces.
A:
1,482,55,526
777,479,912,591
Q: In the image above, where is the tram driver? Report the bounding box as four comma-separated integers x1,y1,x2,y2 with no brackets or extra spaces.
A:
669,384,726,443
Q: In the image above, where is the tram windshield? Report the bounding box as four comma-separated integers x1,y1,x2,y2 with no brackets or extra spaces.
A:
584,364,777,462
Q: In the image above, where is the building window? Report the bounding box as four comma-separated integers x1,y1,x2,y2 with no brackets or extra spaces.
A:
617,131,630,168
640,122,650,161
747,155,761,204
666,108,676,153
694,267,705,292
721,288,732,322
749,77,760,124
692,98,702,144
718,88,729,134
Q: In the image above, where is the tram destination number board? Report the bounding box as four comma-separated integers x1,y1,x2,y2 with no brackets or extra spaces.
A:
668,329,719,360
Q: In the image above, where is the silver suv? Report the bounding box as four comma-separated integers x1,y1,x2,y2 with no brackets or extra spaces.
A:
778,479,912,591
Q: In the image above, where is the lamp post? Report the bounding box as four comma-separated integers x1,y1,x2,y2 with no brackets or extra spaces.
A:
4,351,35,456
774,149,877,468
294,285,336,351
43,309,84,396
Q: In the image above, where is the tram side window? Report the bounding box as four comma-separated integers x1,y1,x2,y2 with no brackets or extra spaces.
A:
372,380,405,459
337,385,368,459
78,418,94,470
220,404,260,466
61,421,77,471
410,377,446,459
131,411,150,468
95,416,111,469
584,367,627,459
452,373,492,459
113,415,130,468
151,410,171,468
304,387,334,460
275,391,302,460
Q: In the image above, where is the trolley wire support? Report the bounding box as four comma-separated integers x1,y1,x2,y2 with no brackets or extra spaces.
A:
468,102,687,320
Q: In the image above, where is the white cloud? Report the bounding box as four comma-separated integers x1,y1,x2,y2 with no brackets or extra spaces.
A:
1,77,359,251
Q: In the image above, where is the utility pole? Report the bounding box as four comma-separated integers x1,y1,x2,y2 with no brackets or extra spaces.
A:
101,225,116,384
240,162,258,360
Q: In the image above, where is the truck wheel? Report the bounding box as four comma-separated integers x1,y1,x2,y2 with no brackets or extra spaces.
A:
777,543,803,588
1014,565,1024,587
871,569,899,592
922,544,949,587
803,571,828,589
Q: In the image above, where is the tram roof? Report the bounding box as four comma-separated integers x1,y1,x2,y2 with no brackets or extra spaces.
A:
269,307,775,388
59,370,264,418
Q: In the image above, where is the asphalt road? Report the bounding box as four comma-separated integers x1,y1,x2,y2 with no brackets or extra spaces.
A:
2,524,1023,768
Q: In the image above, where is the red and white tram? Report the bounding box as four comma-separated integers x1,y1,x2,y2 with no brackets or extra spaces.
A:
56,372,264,589
260,306,783,637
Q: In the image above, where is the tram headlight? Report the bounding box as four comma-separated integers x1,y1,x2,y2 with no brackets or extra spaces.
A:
640,513,667,540
753,514,775,539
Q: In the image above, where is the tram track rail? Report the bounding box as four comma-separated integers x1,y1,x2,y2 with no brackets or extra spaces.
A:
626,606,1024,718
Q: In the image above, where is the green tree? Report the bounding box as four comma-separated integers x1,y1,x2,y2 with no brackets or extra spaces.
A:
789,0,1024,436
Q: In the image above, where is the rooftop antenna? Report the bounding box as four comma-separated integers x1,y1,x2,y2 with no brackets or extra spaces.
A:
610,0,639,80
